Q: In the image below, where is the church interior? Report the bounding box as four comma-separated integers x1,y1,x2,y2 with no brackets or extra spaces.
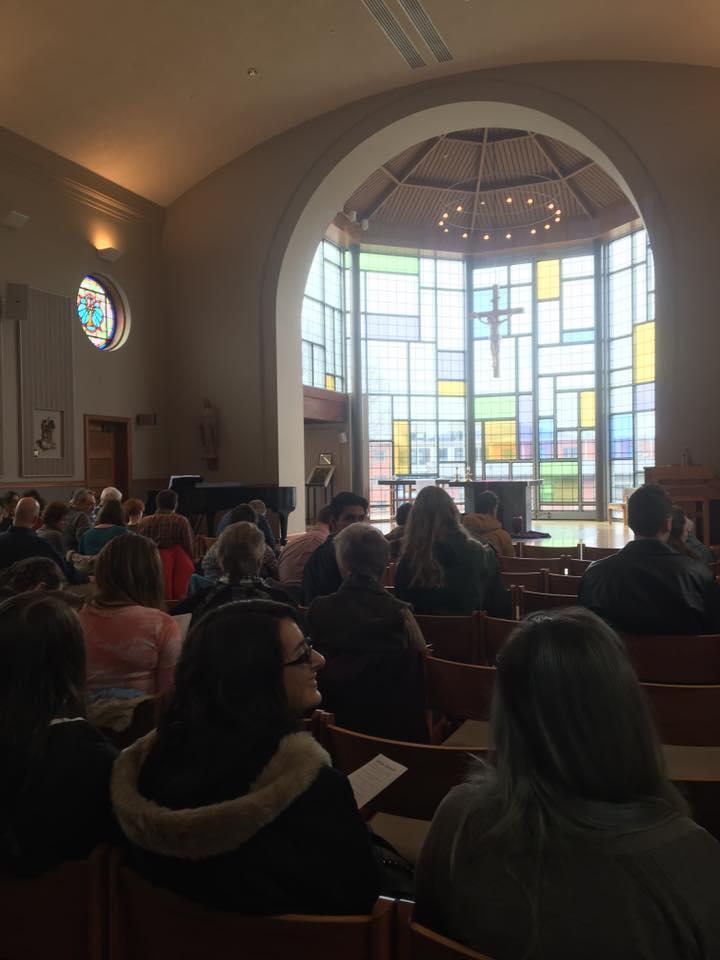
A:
4,1,720,956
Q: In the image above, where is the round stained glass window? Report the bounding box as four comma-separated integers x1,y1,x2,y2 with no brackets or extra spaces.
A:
77,275,119,350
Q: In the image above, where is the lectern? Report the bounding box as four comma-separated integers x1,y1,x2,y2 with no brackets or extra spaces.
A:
449,479,541,533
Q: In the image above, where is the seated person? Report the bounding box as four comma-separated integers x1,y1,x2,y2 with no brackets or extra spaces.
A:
302,491,368,604
204,504,278,580
111,600,380,914
0,556,65,599
99,486,122,508
77,498,127,555
174,521,294,624
681,511,716,565
136,488,193,559
0,497,88,585
415,608,720,958
37,500,70,555
461,490,514,558
0,491,19,534
78,534,181,698
249,498,279,553
579,484,720,634
0,593,117,875
22,489,45,530
63,488,96,553
124,497,146,530
278,505,332,584
395,487,510,617
308,523,426,741
385,502,412,560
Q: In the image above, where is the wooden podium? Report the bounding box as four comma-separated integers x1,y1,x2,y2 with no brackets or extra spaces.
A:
449,479,541,534
644,465,720,545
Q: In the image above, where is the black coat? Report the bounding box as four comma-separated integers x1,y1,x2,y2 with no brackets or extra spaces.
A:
579,539,720,635
1,719,118,876
302,536,342,605
112,730,380,915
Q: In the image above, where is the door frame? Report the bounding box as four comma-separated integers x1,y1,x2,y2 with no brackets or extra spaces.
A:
84,415,132,497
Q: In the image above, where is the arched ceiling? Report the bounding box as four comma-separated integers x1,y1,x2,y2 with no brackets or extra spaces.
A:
340,127,636,252
2,0,719,204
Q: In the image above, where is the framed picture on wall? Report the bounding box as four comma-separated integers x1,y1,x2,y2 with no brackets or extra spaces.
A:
33,409,63,459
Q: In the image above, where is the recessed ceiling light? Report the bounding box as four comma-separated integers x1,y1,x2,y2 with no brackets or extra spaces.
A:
443,228,449,233
247,67,259,78
527,198,534,205
505,197,513,204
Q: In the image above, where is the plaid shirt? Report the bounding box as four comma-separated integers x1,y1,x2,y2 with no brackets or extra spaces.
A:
136,511,193,558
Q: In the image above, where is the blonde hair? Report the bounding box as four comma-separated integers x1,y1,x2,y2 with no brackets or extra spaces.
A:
400,486,467,588
216,522,265,579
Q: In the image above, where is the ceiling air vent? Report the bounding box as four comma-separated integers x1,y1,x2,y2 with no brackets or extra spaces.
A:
361,0,426,69
397,0,453,62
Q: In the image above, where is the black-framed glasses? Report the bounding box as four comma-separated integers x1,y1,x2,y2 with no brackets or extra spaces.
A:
284,639,314,668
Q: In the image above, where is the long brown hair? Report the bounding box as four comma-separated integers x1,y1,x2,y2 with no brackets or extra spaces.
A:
400,486,467,588
94,533,165,609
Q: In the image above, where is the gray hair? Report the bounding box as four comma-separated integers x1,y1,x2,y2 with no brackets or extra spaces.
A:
216,521,265,580
334,523,390,581
100,486,123,504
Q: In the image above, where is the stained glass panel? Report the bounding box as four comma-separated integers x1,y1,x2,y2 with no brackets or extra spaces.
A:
301,238,346,391
77,276,116,349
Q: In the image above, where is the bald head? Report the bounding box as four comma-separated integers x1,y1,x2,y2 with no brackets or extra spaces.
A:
14,497,40,528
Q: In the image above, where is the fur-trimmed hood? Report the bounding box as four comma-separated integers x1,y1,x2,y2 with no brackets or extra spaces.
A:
111,731,331,860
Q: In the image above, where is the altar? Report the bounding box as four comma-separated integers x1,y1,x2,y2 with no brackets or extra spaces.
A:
449,479,541,533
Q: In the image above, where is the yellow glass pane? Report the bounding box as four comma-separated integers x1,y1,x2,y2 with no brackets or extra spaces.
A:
325,374,336,391
537,259,560,300
393,420,410,475
484,420,517,461
633,321,655,384
580,390,596,428
438,379,465,397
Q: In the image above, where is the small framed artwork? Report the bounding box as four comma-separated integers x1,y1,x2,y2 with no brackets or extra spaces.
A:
307,464,335,487
319,453,334,465
33,409,63,459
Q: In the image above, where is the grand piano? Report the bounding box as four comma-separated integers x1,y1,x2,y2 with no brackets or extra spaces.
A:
168,477,297,541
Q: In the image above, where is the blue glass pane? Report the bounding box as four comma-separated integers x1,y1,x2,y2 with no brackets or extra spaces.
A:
610,414,633,458
437,351,465,379
539,418,554,460
634,382,655,411
562,330,595,344
366,314,419,341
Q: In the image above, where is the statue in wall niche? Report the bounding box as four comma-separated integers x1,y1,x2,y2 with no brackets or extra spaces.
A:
200,398,219,469
37,416,57,451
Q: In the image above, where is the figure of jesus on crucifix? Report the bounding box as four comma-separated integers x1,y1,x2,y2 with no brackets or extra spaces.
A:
470,284,525,378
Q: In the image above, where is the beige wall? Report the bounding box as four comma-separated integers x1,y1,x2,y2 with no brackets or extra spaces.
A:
0,128,168,491
164,61,720,531
304,422,352,520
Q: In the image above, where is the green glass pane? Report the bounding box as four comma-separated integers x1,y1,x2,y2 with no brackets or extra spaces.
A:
359,252,419,275
474,395,517,419
539,461,579,504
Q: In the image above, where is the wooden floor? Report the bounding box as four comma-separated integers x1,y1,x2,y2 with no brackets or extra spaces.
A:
374,518,631,547
528,519,631,548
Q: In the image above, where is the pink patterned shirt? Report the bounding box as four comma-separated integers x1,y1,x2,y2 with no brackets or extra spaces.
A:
79,604,182,695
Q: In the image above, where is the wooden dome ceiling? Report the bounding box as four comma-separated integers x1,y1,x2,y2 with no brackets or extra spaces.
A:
339,128,638,253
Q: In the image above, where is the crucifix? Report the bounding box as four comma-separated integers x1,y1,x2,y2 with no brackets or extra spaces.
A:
470,284,524,378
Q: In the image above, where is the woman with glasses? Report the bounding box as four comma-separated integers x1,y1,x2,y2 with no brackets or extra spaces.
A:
415,608,720,958
112,600,380,914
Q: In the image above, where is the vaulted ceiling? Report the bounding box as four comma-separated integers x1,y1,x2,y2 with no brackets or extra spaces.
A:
2,0,720,204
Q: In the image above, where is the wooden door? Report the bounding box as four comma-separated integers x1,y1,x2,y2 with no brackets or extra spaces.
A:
84,416,131,496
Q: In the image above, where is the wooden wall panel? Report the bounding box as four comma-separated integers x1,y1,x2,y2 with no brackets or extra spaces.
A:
7,283,75,477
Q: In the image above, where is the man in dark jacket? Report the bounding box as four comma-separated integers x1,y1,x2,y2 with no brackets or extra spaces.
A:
0,497,88,584
579,484,720,635
301,491,368,604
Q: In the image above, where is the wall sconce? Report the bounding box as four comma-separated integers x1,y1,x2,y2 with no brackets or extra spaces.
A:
1,210,30,230
95,246,122,262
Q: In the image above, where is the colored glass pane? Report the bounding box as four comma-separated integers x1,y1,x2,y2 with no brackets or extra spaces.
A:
359,252,419,274
77,276,116,349
537,260,560,300
633,322,655,383
325,374,336,391
580,391,595,428
474,395,516,419
438,380,465,396
539,462,579,503
393,420,410,475
485,421,517,461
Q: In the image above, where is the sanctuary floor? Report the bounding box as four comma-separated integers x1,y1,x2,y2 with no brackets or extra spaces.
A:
373,518,631,547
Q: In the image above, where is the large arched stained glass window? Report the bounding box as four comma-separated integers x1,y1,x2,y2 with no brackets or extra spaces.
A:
77,275,117,349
